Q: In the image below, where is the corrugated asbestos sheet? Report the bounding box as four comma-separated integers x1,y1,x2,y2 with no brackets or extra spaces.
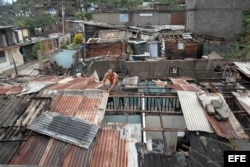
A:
49,90,109,126
234,62,250,78
28,112,99,149
204,93,249,139
10,134,93,167
177,91,214,133
232,92,250,116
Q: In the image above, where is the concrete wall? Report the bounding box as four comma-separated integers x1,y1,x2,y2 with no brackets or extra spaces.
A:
92,11,185,26
88,59,248,80
186,0,250,39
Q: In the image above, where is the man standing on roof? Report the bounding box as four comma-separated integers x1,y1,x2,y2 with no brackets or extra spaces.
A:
101,69,119,93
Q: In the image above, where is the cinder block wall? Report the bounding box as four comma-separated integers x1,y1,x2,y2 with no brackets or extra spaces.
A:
92,11,184,26
186,0,250,39
88,59,248,80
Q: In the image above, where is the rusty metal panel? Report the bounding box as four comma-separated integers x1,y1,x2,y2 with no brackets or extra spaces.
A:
170,78,189,85
50,90,109,125
184,42,198,58
170,12,185,25
5,86,23,95
167,84,183,91
180,84,200,92
0,86,11,94
206,112,249,139
10,134,93,167
177,91,214,133
28,112,99,149
207,93,249,139
90,129,128,167
10,135,50,165
232,92,250,116
44,75,101,91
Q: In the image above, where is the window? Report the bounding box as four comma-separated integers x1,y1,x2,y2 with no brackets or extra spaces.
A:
0,51,6,63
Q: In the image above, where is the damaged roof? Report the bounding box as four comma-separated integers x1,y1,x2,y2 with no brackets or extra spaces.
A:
232,91,250,116
28,112,99,149
234,62,250,78
48,90,109,126
9,123,140,167
177,91,214,133
98,29,126,43
198,92,249,140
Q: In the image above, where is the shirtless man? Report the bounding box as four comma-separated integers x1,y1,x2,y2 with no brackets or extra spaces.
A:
101,69,119,93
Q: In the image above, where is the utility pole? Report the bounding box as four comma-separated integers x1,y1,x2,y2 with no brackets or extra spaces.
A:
62,5,65,35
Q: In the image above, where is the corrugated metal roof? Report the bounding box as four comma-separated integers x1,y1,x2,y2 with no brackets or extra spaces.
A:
179,84,200,92
203,93,249,139
177,91,214,133
44,75,101,91
0,86,11,94
28,112,99,149
170,78,189,85
5,86,23,95
98,29,126,43
90,123,141,167
234,62,250,77
232,92,250,116
49,90,109,126
10,134,93,167
90,129,127,167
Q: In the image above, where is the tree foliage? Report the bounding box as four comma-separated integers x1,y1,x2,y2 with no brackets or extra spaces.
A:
16,15,57,32
73,33,83,45
74,12,92,20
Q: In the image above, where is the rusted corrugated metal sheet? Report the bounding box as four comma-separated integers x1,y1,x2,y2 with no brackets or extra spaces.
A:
180,84,200,92
232,92,250,115
170,78,188,85
198,92,249,139
50,90,109,126
10,135,93,167
90,129,128,167
28,112,99,149
177,91,214,133
0,86,11,94
167,84,183,90
161,33,198,59
206,112,249,139
5,86,23,95
44,74,101,90
30,75,60,82
10,135,50,165
169,78,200,92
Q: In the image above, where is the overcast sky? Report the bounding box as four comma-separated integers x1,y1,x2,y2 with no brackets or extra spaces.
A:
5,0,16,4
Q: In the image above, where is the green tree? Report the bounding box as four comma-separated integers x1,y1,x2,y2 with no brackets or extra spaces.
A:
73,33,83,44
74,12,92,20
